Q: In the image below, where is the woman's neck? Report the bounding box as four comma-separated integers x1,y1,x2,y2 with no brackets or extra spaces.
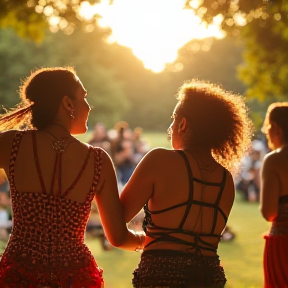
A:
44,122,71,139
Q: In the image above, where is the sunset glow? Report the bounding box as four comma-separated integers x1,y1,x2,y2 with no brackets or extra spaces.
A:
79,0,226,73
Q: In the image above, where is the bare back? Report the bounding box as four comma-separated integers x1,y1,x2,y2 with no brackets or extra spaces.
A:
121,148,235,256
12,130,95,202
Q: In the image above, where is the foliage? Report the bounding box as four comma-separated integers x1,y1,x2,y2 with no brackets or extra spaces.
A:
1,1,287,108
0,26,248,131
238,2,288,101
186,0,269,31
0,0,102,41
0,27,128,128
0,1,271,42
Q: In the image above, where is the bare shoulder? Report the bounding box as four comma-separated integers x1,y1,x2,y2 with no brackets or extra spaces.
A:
0,130,18,150
0,130,18,169
0,130,18,140
262,150,280,168
139,147,175,164
143,147,173,157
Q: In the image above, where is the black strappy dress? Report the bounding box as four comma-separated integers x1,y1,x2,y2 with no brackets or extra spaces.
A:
133,150,228,288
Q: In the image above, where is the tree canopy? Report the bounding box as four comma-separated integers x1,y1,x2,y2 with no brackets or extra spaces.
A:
1,0,287,132
0,0,270,41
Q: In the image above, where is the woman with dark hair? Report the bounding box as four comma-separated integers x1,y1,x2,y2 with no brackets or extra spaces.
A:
0,67,144,287
260,102,288,287
120,79,253,287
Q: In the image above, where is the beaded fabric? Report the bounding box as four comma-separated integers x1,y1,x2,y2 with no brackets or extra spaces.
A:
0,131,104,288
132,249,226,288
269,195,288,236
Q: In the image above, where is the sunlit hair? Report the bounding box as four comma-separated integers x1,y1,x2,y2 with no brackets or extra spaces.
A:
175,79,254,174
262,102,288,142
0,67,79,131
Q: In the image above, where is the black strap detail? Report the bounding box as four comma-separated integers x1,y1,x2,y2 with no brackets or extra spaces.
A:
143,150,228,251
177,150,194,230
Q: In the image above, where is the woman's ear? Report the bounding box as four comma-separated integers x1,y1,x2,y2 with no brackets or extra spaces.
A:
62,95,74,112
178,118,187,134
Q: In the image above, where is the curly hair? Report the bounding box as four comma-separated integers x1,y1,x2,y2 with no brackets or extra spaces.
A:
0,66,79,131
175,79,254,174
262,102,288,143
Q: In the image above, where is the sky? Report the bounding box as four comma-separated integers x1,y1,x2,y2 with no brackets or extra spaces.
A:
78,0,226,73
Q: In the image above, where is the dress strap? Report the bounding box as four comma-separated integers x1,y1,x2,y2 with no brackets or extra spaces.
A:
176,150,194,230
8,131,25,192
61,146,93,198
211,169,227,233
80,147,103,203
90,147,103,192
32,132,47,193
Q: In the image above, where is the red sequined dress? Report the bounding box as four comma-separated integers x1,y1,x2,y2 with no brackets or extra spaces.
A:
0,131,104,288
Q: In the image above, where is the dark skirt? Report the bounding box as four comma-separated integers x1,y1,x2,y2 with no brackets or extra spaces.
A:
132,249,226,288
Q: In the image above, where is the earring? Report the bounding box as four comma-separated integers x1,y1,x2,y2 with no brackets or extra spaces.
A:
70,110,75,119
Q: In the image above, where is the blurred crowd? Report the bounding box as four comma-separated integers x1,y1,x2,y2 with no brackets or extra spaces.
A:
235,138,268,203
87,121,150,189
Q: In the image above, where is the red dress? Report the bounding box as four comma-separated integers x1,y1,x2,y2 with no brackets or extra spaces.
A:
263,195,288,288
0,131,104,288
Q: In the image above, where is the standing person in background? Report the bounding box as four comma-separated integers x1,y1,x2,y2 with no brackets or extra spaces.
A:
132,127,150,164
120,79,253,288
0,67,144,287
260,102,288,287
111,121,136,187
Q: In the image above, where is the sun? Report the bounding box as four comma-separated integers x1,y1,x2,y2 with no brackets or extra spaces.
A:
79,0,225,73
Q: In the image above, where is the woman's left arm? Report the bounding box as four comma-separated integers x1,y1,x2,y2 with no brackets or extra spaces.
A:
260,153,280,221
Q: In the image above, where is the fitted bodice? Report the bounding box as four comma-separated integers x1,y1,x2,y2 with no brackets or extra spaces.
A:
0,131,104,287
270,195,288,236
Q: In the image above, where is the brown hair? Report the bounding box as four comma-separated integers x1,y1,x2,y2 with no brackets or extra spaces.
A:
175,79,253,174
263,102,288,142
0,67,80,131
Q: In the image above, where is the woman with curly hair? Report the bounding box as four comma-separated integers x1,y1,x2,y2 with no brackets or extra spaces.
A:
0,67,144,288
260,102,288,288
120,79,253,288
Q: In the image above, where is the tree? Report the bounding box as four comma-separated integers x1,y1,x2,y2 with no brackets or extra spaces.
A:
0,0,102,41
0,27,128,128
238,2,288,101
0,0,269,41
